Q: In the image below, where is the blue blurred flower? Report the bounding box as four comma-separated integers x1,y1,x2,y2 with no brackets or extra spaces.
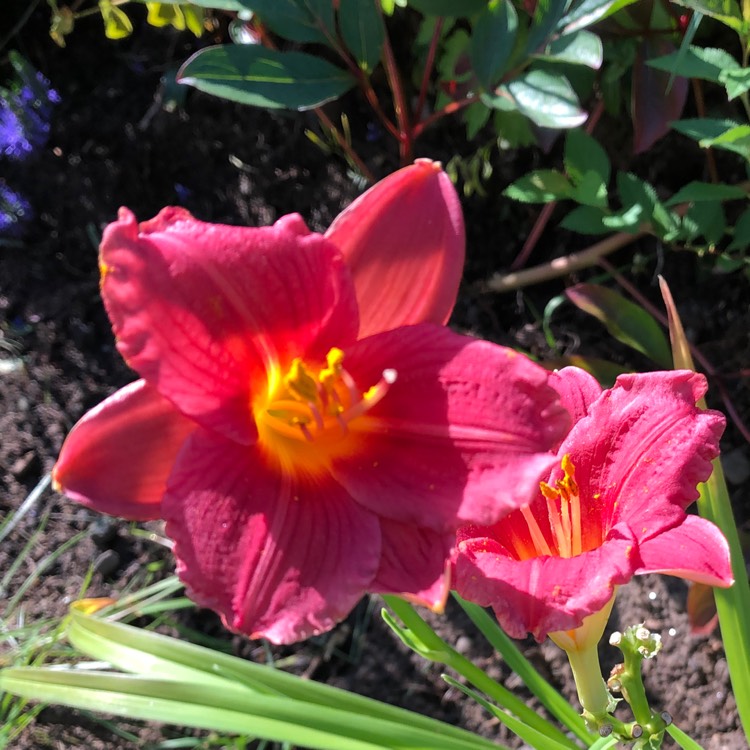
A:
0,53,59,239
0,182,32,238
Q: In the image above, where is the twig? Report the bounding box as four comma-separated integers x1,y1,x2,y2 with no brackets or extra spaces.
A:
380,17,413,164
481,229,647,293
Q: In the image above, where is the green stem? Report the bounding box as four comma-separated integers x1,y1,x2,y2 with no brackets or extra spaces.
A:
564,645,611,718
382,596,578,750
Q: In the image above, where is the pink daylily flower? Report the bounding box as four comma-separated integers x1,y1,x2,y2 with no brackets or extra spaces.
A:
454,367,733,643
54,160,570,644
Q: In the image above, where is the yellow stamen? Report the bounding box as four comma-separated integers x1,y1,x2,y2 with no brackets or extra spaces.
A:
539,455,583,558
520,505,553,558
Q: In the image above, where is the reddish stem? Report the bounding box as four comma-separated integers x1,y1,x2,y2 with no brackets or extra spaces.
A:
380,19,413,164
411,96,476,138
415,17,444,127
509,98,606,271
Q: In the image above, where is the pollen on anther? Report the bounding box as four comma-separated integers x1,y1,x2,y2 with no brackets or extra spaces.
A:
383,368,397,384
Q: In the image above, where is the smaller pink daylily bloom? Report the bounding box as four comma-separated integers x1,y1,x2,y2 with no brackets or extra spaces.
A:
454,367,733,643
54,160,570,644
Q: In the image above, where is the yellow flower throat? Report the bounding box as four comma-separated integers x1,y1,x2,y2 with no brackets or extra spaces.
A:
255,347,396,475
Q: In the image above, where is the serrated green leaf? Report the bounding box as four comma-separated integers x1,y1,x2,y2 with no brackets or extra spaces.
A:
463,101,491,139
665,181,748,205
601,203,643,231
565,283,672,366
560,204,611,233
728,206,750,250
571,170,609,207
178,45,355,110
684,201,727,244
540,30,603,68
565,128,610,186
503,170,573,202
502,69,587,128
238,0,335,44
557,0,623,34
647,46,739,83
470,0,518,89
493,108,537,147
407,0,486,15
669,0,744,31
673,118,750,160
339,0,384,72
617,172,678,236
720,67,750,99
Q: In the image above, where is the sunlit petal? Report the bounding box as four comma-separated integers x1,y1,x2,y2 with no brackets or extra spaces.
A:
53,380,194,520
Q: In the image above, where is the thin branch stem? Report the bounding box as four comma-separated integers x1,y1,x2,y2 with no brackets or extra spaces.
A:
481,229,646,293
379,15,413,164
412,95,477,138
414,18,444,127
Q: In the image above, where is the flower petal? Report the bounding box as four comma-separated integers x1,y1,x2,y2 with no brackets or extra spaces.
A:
325,159,464,337
100,208,358,443
455,523,638,641
548,366,603,424
371,518,454,611
332,324,569,530
163,430,381,644
636,514,734,587
553,370,724,540
52,380,194,520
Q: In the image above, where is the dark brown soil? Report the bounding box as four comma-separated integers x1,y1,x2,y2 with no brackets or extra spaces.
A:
1,6,748,750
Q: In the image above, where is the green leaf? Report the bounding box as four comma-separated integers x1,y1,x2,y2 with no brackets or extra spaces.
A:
684,200,727,244
727,206,750,250
539,30,603,68
339,0,385,72
720,67,750,99
617,172,679,237
463,101,491,139
470,0,518,89
526,0,568,54
571,170,609,207
672,118,750,160
503,169,573,202
565,128,610,188
565,283,672,366
557,0,623,34
493,108,537,147
99,0,133,39
669,0,744,31
238,0,335,44
502,69,587,128
178,45,355,110
560,205,612,233
647,45,739,84
407,0,486,15
665,181,747,205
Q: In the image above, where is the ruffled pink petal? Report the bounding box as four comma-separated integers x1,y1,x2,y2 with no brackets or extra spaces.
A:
100,208,358,443
552,370,724,542
332,324,569,530
548,366,603,424
163,430,381,644
325,159,464,338
455,523,638,641
635,514,734,587
370,518,454,611
53,380,194,520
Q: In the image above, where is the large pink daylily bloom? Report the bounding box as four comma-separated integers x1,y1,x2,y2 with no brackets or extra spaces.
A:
54,160,570,644
454,367,733,643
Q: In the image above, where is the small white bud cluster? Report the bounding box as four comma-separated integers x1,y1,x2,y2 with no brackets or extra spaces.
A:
634,625,662,659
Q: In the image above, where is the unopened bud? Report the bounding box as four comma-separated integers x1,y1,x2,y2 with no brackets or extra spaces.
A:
609,631,623,646
635,626,650,641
